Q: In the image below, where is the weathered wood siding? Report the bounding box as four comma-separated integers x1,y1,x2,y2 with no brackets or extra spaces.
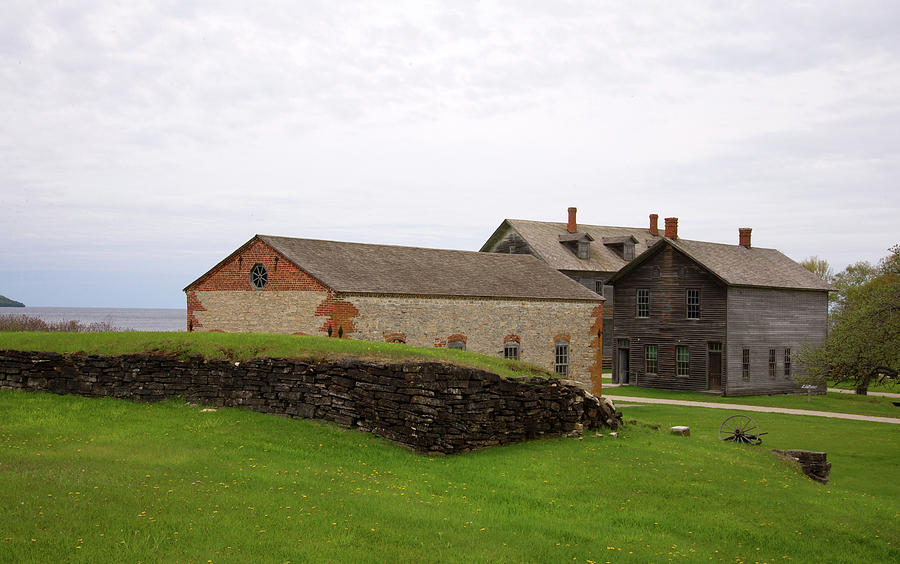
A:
612,245,727,392
725,287,828,396
483,229,539,257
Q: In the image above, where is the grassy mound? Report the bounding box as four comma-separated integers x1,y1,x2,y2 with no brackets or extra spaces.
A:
0,331,551,381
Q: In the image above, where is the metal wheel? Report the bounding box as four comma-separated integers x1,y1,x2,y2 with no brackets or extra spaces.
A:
718,414,764,445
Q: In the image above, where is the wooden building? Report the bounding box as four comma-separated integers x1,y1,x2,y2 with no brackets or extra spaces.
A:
606,221,832,395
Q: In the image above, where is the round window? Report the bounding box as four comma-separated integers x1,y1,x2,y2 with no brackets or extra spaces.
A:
250,263,268,289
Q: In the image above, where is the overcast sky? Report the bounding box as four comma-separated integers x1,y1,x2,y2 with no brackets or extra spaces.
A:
2,1,898,308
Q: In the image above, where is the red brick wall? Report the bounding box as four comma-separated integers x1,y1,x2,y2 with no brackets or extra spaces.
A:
186,238,331,331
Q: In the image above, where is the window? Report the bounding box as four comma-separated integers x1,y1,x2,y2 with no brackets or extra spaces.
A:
686,289,700,319
742,348,750,380
784,348,792,377
448,339,466,351
645,345,658,375
554,341,569,376
503,342,519,360
577,240,590,259
636,289,650,318
676,345,690,377
595,280,603,295
249,263,268,289
768,349,776,379
385,332,406,344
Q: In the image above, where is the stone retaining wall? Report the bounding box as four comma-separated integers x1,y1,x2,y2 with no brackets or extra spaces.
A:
0,350,620,455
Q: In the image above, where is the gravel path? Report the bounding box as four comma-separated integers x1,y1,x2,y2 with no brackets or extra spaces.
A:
603,394,900,425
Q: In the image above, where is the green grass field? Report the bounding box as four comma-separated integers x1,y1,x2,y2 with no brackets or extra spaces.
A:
604,384,900,418
1,390,897,563
0,331,550,381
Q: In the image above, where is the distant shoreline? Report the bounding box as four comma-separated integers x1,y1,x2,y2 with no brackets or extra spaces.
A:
2,306,185,332
0,295,25,308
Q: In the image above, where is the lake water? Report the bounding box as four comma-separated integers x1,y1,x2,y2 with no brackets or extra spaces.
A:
3,307,186,332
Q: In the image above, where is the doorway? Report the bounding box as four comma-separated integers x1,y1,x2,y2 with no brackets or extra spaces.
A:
708,342,722,391
617,339,631,384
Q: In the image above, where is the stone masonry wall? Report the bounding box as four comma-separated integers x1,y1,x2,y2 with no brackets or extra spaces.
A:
349,294,602,387
187,239,604,391
0,350,620,455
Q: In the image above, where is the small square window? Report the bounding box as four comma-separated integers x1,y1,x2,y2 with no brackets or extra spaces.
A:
503,342,519,360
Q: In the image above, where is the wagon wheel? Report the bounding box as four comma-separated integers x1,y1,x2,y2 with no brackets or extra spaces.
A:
718,414,765,445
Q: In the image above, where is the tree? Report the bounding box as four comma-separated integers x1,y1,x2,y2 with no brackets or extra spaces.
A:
830,260,876,313
801,256,833,282
800,245,900,394
878,244,900,276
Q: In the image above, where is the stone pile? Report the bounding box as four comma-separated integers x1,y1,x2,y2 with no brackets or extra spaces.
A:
0,350,621,455
772,449,831,484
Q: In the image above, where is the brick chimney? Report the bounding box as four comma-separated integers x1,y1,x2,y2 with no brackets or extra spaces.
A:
649,213,659,236
567,207,577,233
664,217,678,239
739,228,752,248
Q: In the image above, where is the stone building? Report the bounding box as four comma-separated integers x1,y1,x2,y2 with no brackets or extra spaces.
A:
184,235,605,391
606,223,832,395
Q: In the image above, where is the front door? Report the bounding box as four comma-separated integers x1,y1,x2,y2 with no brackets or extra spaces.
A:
617,339,631,384
708,342,722,391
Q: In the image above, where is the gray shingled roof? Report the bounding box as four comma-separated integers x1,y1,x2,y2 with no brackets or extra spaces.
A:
609,238,834,291
258,235,603,300
480,219,661,272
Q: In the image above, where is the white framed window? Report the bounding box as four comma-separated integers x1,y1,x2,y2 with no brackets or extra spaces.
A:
503,342,519,360
645,345,658,375
554,341,569,376
686,289,700,319
636,289,650,318
676,345,690,377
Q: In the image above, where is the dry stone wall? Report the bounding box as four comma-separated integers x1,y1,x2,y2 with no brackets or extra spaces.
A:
0,350,620,455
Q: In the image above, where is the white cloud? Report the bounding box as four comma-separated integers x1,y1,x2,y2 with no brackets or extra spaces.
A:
1,0,898,306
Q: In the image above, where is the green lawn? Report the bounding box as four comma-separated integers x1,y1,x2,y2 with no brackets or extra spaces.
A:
1,390,897,563
828,377,899,394
603,384,900,419
0,331,549,381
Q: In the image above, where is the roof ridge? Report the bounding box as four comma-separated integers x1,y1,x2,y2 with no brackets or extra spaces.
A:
260,234,539,259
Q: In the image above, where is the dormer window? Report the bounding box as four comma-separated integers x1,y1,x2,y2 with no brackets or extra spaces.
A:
602,235,638,261
558,232,594,259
